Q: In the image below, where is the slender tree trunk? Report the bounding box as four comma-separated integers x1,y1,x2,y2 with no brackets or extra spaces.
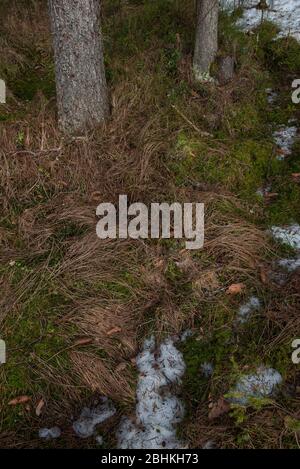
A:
48,0,109,134
193,0,218,81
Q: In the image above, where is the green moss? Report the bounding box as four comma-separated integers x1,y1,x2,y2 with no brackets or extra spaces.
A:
10,64,55,101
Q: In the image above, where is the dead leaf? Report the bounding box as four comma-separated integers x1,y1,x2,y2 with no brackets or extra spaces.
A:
73,338,93,347
35,399,45,416
153,258,165,269
276,148,288,157
264,192,278,200
90,191,102,202
208,397,230,420
260,267,268,284
227,283,245,295
191,90,200,99
106,327,122,336
116,363,127,373
8,396,31,406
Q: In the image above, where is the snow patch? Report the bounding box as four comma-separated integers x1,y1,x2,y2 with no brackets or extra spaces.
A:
203,440,216,449
229,366,282,405
278,257,300,272
180,329,193,342
201,362,214,378
95,435,104,445
256,184,271,197
271,224,300,250
273,124,298,159
117,336,186,449
266,88,278,104
39,427,61,440
223,1,300,42
237,296,261,323
73,397,116,438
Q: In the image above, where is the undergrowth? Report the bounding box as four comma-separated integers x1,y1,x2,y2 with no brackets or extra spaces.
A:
0,0,299,449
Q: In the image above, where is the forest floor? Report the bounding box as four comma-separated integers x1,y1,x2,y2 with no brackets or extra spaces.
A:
0,0,299,449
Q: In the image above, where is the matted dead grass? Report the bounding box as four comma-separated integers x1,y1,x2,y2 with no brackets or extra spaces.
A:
1,0,294,450
70,351,135,404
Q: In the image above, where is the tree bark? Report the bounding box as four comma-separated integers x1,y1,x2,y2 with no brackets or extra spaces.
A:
48,0,109,134
193,0,219,81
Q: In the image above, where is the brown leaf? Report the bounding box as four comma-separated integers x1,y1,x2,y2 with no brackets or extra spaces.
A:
264,192,279,199
191,90,200,99
106,327,122,336
115,363,127,373
8,396,31,406
227,283,245,295
276,148,288,156
73,338,93,347
260,267,268,284
90,191,102,202
35,399,45,417
208,397,230,420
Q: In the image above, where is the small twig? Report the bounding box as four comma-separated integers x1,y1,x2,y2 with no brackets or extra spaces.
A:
9,147,62,157
171,105,212,138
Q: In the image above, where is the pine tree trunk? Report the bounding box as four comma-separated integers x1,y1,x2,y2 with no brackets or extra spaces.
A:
193,0,218,81
48,0,109,134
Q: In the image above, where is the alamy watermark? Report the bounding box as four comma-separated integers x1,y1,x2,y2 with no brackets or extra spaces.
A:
96,195,204,250
0,339,6,364
292,79,300,104
292,339,300,365
0,79,6,104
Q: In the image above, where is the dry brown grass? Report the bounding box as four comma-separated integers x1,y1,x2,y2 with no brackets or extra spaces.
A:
1,0,298,450
0,86,270,394
70,351,135,404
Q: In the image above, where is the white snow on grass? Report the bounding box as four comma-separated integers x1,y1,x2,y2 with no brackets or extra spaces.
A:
117,336,186,449
73,397,116,438
237,296,261,323
256,184,272,197
223,1,300,42
39,427,61,440
271,224,300,250
180,329,193,342
266,88,278,104
278,257,300,272
229,366,282,406
273,124,298,159
201,362,214,378
95,435,104,445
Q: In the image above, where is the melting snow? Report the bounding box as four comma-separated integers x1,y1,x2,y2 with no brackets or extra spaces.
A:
180,329,193,342
201,362,214,378
273,124,298,159
237,296,261,323
73,397,116,438
229,366,282,405
278,257,300,272
39,427,61,440
271,224,300,250
256,184,272,197
203,440,216,449
117,336,186,449
223,1,300,42
266,88,278,104
95,435,104,445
